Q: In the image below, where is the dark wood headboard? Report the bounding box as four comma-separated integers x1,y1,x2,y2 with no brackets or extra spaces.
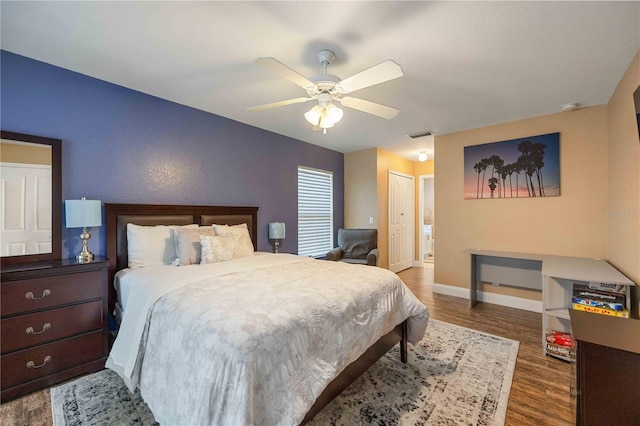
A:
104,203,259,312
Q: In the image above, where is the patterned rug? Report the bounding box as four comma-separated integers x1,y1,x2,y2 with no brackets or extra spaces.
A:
51,319,518,426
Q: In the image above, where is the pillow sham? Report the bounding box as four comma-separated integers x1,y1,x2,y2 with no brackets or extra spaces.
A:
200,234,253,264
210,223,254,257
127,223,198,268
173,227,216,266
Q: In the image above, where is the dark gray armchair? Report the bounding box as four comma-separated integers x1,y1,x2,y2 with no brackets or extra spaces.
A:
326,228,379,266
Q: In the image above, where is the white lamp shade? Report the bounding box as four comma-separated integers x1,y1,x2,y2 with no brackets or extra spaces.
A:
268,222,286,239
65,199,102,228
304,103,343,129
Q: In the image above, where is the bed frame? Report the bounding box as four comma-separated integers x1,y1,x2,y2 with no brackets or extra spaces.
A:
104,202,407,424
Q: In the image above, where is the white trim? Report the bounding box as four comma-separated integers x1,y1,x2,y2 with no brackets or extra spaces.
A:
433,283,543,313
414,260,424,267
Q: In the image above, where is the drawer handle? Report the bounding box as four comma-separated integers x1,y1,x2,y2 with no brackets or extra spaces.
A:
26,323,51,335
25,289,51,300
26,355,52,369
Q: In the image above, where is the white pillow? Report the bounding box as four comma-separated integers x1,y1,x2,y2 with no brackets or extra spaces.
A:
173,227,216,266
200,234,253,264
211,223,254,257
127,223,198,268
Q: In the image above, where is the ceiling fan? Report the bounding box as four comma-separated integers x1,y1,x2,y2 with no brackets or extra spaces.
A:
248,50,403,133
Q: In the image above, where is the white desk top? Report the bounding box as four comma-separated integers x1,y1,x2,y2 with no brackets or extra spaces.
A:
541,255,635,285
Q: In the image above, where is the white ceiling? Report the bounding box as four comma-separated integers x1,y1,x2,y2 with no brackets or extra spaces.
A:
2,1,639,161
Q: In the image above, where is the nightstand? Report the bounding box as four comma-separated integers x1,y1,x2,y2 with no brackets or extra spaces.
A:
1,257,110,401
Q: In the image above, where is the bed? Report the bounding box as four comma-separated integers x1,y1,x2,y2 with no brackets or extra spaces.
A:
104,203,429,425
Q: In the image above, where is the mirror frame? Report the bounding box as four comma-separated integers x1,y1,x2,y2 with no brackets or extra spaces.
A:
0,130,62,265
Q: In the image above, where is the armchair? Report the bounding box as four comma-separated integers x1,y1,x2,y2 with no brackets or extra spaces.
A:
326,228,379,266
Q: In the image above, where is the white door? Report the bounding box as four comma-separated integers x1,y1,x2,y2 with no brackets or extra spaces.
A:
0,163,52,256
388,171,414,272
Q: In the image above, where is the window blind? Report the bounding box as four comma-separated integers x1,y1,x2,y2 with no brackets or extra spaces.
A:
298,166,333,257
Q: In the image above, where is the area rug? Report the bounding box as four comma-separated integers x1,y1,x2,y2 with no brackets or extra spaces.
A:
51,319,519,426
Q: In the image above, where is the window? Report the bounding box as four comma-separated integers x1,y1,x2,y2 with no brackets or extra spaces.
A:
298,166,333,257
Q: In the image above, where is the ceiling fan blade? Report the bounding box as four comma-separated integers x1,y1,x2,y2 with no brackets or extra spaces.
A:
247,97,313,111
340,97,399,119
255,57,314,89
336,60,403,94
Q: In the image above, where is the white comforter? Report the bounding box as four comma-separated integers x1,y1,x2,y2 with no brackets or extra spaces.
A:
106,253,429,425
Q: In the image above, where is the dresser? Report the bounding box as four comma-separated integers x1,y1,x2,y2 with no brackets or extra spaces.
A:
1,257,110,401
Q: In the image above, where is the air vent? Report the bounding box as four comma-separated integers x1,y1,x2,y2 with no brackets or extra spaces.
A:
407,130,433,139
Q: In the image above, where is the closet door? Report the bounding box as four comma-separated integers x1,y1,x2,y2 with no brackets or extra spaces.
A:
388,171,414,272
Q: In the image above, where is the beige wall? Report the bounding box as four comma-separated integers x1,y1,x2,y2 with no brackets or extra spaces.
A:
344,149,378,229
607,50,640,290
376,148,415,269
0,140,51,165
434,105,609,300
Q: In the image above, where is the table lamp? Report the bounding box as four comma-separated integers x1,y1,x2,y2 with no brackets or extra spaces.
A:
268,222,285,254
65,197,102,263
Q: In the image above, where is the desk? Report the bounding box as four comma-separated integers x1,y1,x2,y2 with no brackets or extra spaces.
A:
466,249,543,307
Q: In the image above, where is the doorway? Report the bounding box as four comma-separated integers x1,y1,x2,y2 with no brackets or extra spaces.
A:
418,174,434,266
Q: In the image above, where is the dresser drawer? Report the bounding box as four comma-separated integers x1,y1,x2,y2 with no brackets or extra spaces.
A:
1,331,103,390
1,270,103,317
1,300,103,354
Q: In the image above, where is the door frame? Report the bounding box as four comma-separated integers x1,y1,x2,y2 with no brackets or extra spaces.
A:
417,174,434,267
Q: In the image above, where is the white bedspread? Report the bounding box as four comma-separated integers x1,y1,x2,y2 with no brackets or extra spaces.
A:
106,253,429,425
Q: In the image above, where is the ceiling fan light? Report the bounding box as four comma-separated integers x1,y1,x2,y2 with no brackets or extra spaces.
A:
304,105,323,126
325,103,343,124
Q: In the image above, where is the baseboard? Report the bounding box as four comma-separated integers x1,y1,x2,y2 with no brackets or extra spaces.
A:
432,283,542,313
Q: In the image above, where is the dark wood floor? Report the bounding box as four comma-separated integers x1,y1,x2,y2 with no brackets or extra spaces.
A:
1,264,573,425
399,264,574,426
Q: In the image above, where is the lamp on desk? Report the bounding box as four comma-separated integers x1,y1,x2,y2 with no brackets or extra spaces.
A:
268,222,285,254
65,197,102,263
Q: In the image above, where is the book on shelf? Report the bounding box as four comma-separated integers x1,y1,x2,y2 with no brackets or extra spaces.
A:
545,330,574,347
572,302,630,318
585,281,628,295
571,296,626,312
572,284,626,304
545,341,575,361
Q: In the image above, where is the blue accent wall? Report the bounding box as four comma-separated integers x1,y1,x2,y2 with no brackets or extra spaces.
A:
1,51,344,257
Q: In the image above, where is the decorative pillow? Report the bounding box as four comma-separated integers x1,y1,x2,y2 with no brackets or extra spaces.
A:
127,223,198,268
211,223,254,257
173,227,217,266
200,234,253,264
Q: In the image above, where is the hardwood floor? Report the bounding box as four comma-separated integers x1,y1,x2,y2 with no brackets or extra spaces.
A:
399,264,574,426
1,264,573,425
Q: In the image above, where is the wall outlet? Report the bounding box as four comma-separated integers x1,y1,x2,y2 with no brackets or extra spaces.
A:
369,216,374,225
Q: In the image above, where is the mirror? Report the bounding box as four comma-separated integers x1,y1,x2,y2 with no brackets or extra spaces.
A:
634,86,640,144
0,131,61,265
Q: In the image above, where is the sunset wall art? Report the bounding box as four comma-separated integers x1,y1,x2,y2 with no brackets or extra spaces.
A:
464,133,560,200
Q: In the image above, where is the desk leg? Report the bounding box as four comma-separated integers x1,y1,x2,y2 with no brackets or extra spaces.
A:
470,254,478,307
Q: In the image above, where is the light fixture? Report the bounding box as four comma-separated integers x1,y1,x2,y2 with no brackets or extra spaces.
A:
418,151,428,162
65,197,102,263
268,222,286,254
304,93,343,134
561,103,579,112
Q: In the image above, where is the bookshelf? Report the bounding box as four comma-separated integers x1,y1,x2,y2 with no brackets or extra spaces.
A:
541,255,635,360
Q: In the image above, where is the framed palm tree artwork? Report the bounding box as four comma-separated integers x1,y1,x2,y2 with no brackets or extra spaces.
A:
464,132,560,199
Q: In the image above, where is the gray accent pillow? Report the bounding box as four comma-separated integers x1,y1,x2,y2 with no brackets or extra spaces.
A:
173,227,217,266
